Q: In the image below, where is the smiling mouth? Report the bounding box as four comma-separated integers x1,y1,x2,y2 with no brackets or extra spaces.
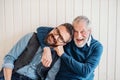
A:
76,39,84,42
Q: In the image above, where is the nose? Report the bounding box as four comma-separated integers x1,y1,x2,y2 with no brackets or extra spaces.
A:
53,35,59,40
77,32,82,39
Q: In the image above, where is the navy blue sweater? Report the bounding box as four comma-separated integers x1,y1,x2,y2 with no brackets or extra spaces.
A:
56,38,103,80
37,27,103,80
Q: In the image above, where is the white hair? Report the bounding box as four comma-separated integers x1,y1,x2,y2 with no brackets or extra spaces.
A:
73,16,92,29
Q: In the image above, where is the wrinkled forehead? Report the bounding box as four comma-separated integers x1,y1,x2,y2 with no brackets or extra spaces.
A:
73,22,88,30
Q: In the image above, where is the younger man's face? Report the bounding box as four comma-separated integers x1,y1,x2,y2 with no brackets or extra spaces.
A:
45,25,71,47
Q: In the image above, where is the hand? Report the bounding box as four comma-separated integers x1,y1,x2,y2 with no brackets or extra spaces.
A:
41,47,52,67
3,68,12,80
54,46,64,56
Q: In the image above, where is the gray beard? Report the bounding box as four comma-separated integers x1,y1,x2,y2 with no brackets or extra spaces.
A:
75,40,87,48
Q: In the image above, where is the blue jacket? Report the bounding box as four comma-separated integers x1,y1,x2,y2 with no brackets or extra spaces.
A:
37,27,103,80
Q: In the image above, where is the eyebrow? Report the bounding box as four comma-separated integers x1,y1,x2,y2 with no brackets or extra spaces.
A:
56,27,66,43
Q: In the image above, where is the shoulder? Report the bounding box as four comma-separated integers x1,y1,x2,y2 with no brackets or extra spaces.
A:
90,37,103,52
64,39,75,49
20,32,34,42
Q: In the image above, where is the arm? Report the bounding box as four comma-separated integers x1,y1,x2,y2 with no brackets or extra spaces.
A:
2,33,33,80
3,68,12,80
37,27,53,67
55,43,103,78
41,47,52,67
37,26,53,48
37,27,60,79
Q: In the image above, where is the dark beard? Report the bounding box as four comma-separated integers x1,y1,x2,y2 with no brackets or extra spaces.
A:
44,34,58,47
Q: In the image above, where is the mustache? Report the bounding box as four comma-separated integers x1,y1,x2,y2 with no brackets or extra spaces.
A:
48,34,57,43
44,34,58,46
51,34,57,43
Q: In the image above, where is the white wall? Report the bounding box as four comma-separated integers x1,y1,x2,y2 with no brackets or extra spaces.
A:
0,0,120,80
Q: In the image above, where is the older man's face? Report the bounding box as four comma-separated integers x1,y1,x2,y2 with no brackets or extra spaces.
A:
45,25,71,47
73,21,91,47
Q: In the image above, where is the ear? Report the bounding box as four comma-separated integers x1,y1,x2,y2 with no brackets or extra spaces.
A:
88,28,92,34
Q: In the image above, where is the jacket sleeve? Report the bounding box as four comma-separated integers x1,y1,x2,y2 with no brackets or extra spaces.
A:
37,26,53,49
2,33,34,69
60,43,103,78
